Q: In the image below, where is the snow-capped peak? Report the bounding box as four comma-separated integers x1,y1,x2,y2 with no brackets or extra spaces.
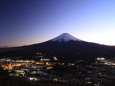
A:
51,33,82,42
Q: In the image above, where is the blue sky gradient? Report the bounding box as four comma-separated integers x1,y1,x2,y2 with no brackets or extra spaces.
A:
1,0,115,47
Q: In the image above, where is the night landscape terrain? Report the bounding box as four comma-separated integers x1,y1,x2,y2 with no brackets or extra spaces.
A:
1,33,115,86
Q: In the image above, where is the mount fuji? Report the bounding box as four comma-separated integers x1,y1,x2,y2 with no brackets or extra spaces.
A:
1,33,115,61
51,33,82,42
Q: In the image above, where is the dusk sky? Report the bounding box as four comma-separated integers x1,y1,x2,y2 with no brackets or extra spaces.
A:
1,0,115,47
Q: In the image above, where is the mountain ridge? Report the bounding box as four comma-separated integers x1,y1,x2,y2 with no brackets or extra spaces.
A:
1,33,115,61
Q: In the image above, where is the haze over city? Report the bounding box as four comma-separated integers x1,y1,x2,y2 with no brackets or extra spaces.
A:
1,0,115,47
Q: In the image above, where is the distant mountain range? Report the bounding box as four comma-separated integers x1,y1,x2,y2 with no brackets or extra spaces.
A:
1,33,115,61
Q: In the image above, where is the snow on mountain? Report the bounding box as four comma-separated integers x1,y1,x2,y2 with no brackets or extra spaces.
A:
51,33,82,42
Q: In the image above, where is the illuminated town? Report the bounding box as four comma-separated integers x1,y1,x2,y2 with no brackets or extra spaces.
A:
1,55,115,86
